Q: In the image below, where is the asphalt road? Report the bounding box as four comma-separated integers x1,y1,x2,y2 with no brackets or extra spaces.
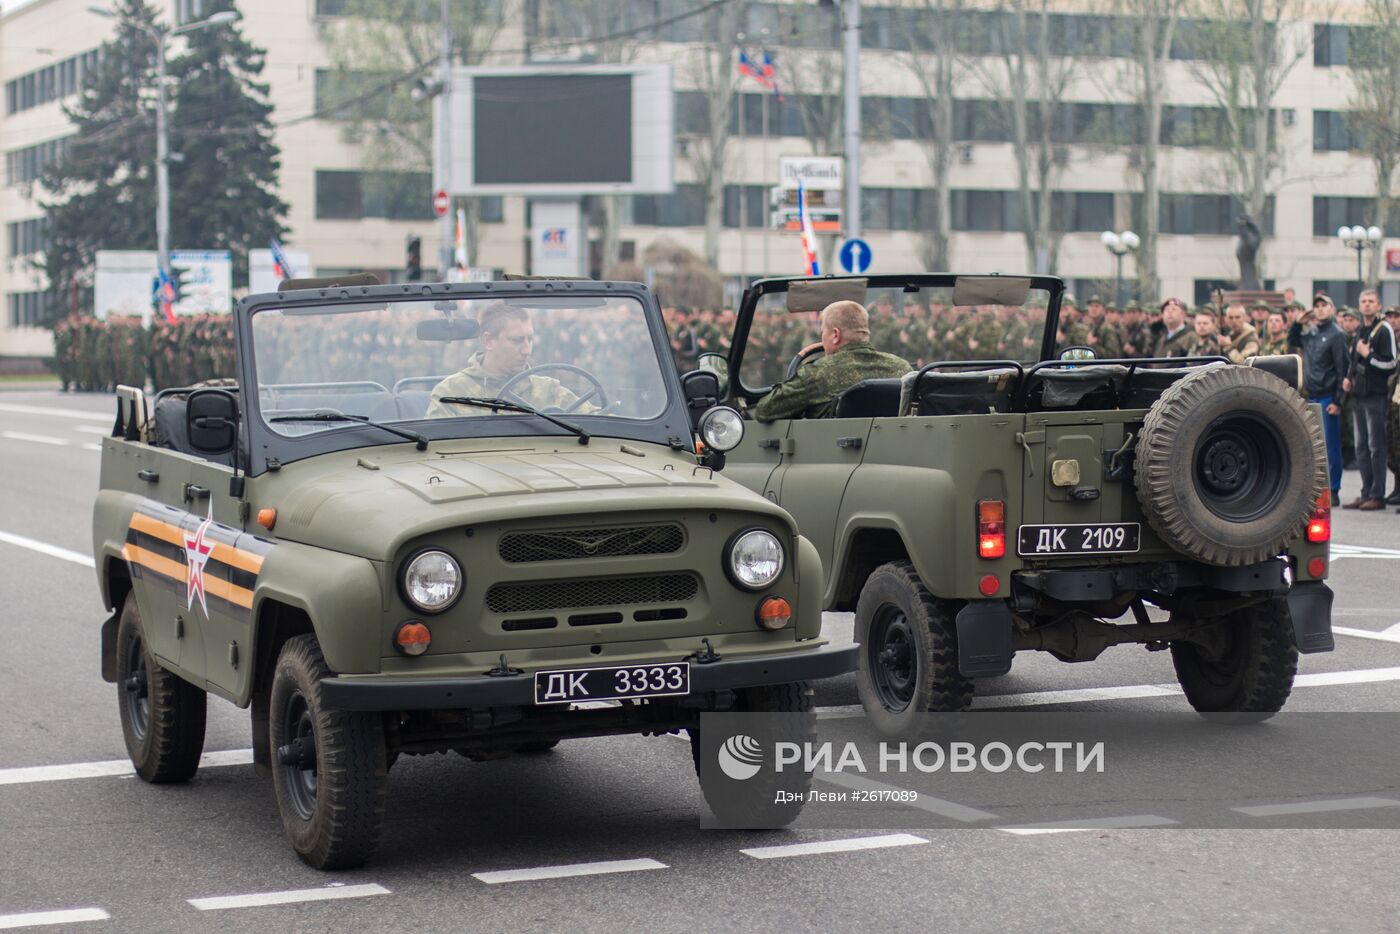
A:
3,389,1400,933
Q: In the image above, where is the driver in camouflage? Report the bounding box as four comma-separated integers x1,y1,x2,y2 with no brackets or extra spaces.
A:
426,303,585,417
754,300,911,423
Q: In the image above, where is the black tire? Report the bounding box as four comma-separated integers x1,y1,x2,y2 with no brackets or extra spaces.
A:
689,682,815,828
855,561,971,736
115,593,206,783
269,635,388,870
1135,365,1326,566
1171,600,1298,716
515,740,560,754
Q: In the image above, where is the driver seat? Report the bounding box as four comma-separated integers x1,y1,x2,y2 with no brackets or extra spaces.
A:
830,378,905,418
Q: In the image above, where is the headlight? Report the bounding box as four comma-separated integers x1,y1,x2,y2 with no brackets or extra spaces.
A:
726,528,785,590
402,550,462,613
699,407,744,452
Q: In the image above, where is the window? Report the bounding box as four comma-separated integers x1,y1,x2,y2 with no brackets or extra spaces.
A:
1161,194,1273,235
5,137,69,186
1312,280,1365,308
314,69,421,122
314,170,433,220
1313,110,1359,151
952,190,1022,232
1312,196,1400,237
4,48,99,115
478,196,504,224
723,185,766,228
174,0,205,25
7,219,47,257
1056,192,1115,232
629,183,705,227
1314,23,1380,67
7,291,50,328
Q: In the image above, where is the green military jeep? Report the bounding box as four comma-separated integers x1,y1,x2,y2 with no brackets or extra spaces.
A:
706,274,1333,735
92,277,853,867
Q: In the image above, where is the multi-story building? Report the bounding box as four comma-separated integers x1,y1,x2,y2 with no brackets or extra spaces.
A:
0,0,1392,362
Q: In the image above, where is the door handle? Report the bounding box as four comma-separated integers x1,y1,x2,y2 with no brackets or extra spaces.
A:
837,437,863,450
757,439,781,450
137,468,160,482
183,483,210,502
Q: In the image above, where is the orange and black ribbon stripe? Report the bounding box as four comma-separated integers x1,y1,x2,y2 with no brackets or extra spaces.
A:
122,503,273,620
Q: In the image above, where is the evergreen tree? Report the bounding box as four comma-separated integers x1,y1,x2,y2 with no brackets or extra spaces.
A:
167,0,287,284
39,0,162,315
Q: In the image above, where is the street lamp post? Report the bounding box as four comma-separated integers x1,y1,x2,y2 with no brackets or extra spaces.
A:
89,6,239,285
1337,224,1383,299
1100,229,1140,306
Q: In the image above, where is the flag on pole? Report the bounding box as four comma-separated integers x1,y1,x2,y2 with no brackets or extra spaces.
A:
269,237,296,280
738,49,783,101
454,207,468,280
154,268,177,325
797,179,820,276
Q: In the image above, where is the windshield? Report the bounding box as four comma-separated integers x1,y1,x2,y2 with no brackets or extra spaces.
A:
739,284,1051,390
250,295,668,437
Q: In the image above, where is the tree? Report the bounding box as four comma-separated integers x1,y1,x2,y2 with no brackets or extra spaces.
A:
1185,0,1311,277
974,0,1079,274
1347,0,1400,287
39,0,163,314
318,0,503,267
168,0,288,284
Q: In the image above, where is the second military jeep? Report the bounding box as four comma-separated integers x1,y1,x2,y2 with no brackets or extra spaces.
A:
707,274,1333,735
92,277,853,867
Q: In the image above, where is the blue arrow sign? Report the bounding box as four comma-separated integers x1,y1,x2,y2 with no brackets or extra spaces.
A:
839,238,872,274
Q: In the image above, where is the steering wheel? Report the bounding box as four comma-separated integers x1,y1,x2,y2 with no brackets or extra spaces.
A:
785,345,826,380
497,363,609,415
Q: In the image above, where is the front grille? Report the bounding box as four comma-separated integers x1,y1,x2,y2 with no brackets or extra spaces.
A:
498,524,685,563
485,574,699,614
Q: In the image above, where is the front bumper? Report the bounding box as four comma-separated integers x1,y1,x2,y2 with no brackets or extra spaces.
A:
320,642,858,711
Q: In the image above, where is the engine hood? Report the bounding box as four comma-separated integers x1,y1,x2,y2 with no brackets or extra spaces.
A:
252,441,794,559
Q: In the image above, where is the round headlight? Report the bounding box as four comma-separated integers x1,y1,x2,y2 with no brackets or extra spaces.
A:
726,529,785,590
699,406,745,452
402,550,462,613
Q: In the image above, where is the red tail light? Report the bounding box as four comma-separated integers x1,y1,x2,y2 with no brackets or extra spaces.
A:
1306,492,1330,543
978,499,1006,559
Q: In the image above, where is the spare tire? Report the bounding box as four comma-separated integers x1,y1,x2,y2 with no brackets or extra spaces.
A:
1134,365,1325,566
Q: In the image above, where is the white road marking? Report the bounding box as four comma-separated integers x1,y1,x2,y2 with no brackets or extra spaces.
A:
1231,796,1400,818
0,531,95,569
0,908,109,929
1334,626,1400,645
997,814,1179,835
1295,666,1400,688
72,425,111,435
978,684,1183,709
81,443,103,452
472,858,666,884
816,772,999,822
0,748,252,786
1,431,68,446
188,883,390,911
1331,543,1400,560
0,402,110,421
740,833,928,860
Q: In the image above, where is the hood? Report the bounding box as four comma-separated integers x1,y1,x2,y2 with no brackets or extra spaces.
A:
257,443,792,558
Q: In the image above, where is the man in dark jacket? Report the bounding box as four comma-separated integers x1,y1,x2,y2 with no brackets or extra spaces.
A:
1289,293,1351,504
1342,289,1397,509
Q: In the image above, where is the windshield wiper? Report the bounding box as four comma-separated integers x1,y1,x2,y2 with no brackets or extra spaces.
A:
269,412,429,450
436,396,590,445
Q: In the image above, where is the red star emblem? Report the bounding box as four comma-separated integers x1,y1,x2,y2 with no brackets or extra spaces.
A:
185,507,216,616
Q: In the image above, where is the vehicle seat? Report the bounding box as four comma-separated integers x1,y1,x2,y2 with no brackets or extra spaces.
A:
1116,366,1204,409
1023,365,1129,411
830,378,905,418
396,390,434,419
908,368,1020,416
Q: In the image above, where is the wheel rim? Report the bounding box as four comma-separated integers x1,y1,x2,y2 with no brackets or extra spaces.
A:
122,634,150,741
1193,413,1288,521
868,605,917,712
280,691,318,821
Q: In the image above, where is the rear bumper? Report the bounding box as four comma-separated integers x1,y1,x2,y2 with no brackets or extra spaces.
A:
319,642,858,711
1014,557,1290,602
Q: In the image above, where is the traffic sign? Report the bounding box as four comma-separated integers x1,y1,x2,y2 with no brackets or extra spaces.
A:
432,189,451,217
839,238,872,274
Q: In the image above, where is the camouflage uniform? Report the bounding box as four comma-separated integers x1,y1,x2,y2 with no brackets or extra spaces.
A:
1224,323,1262,363
1153,326,1199,359
965,311,1004,359
1260,332,1291,356
754,341,912,423
426,354,584,418
1092,320,1123,359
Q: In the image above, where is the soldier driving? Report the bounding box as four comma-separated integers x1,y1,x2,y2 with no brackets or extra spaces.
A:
754,300,911,423
427,303,585,417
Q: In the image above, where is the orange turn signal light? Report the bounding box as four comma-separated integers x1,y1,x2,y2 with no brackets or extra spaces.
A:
394,621,432,656
257,507,277,530
756,596,793,630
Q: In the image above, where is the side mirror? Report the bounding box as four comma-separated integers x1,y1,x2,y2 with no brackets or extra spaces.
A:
1059,345,1098,362
679,369,720,431
697,352,729,383
187,388,239,455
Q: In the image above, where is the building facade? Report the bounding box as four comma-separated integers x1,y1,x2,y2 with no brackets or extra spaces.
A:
0,0,1392,359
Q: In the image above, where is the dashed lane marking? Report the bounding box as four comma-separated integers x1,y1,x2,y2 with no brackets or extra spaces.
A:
0,749,251,786
188,883,390,911
997,815,1179,835
740,833,928,859
0,402,110,422
1231,796,1400,818
81,443,102,452
1331,543,1400,560
1,431,68,446
1334,625,1400,645
72,426,111,435
0,908,108,929
815,772,999,822
0,531,95,568
472,858,667,884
